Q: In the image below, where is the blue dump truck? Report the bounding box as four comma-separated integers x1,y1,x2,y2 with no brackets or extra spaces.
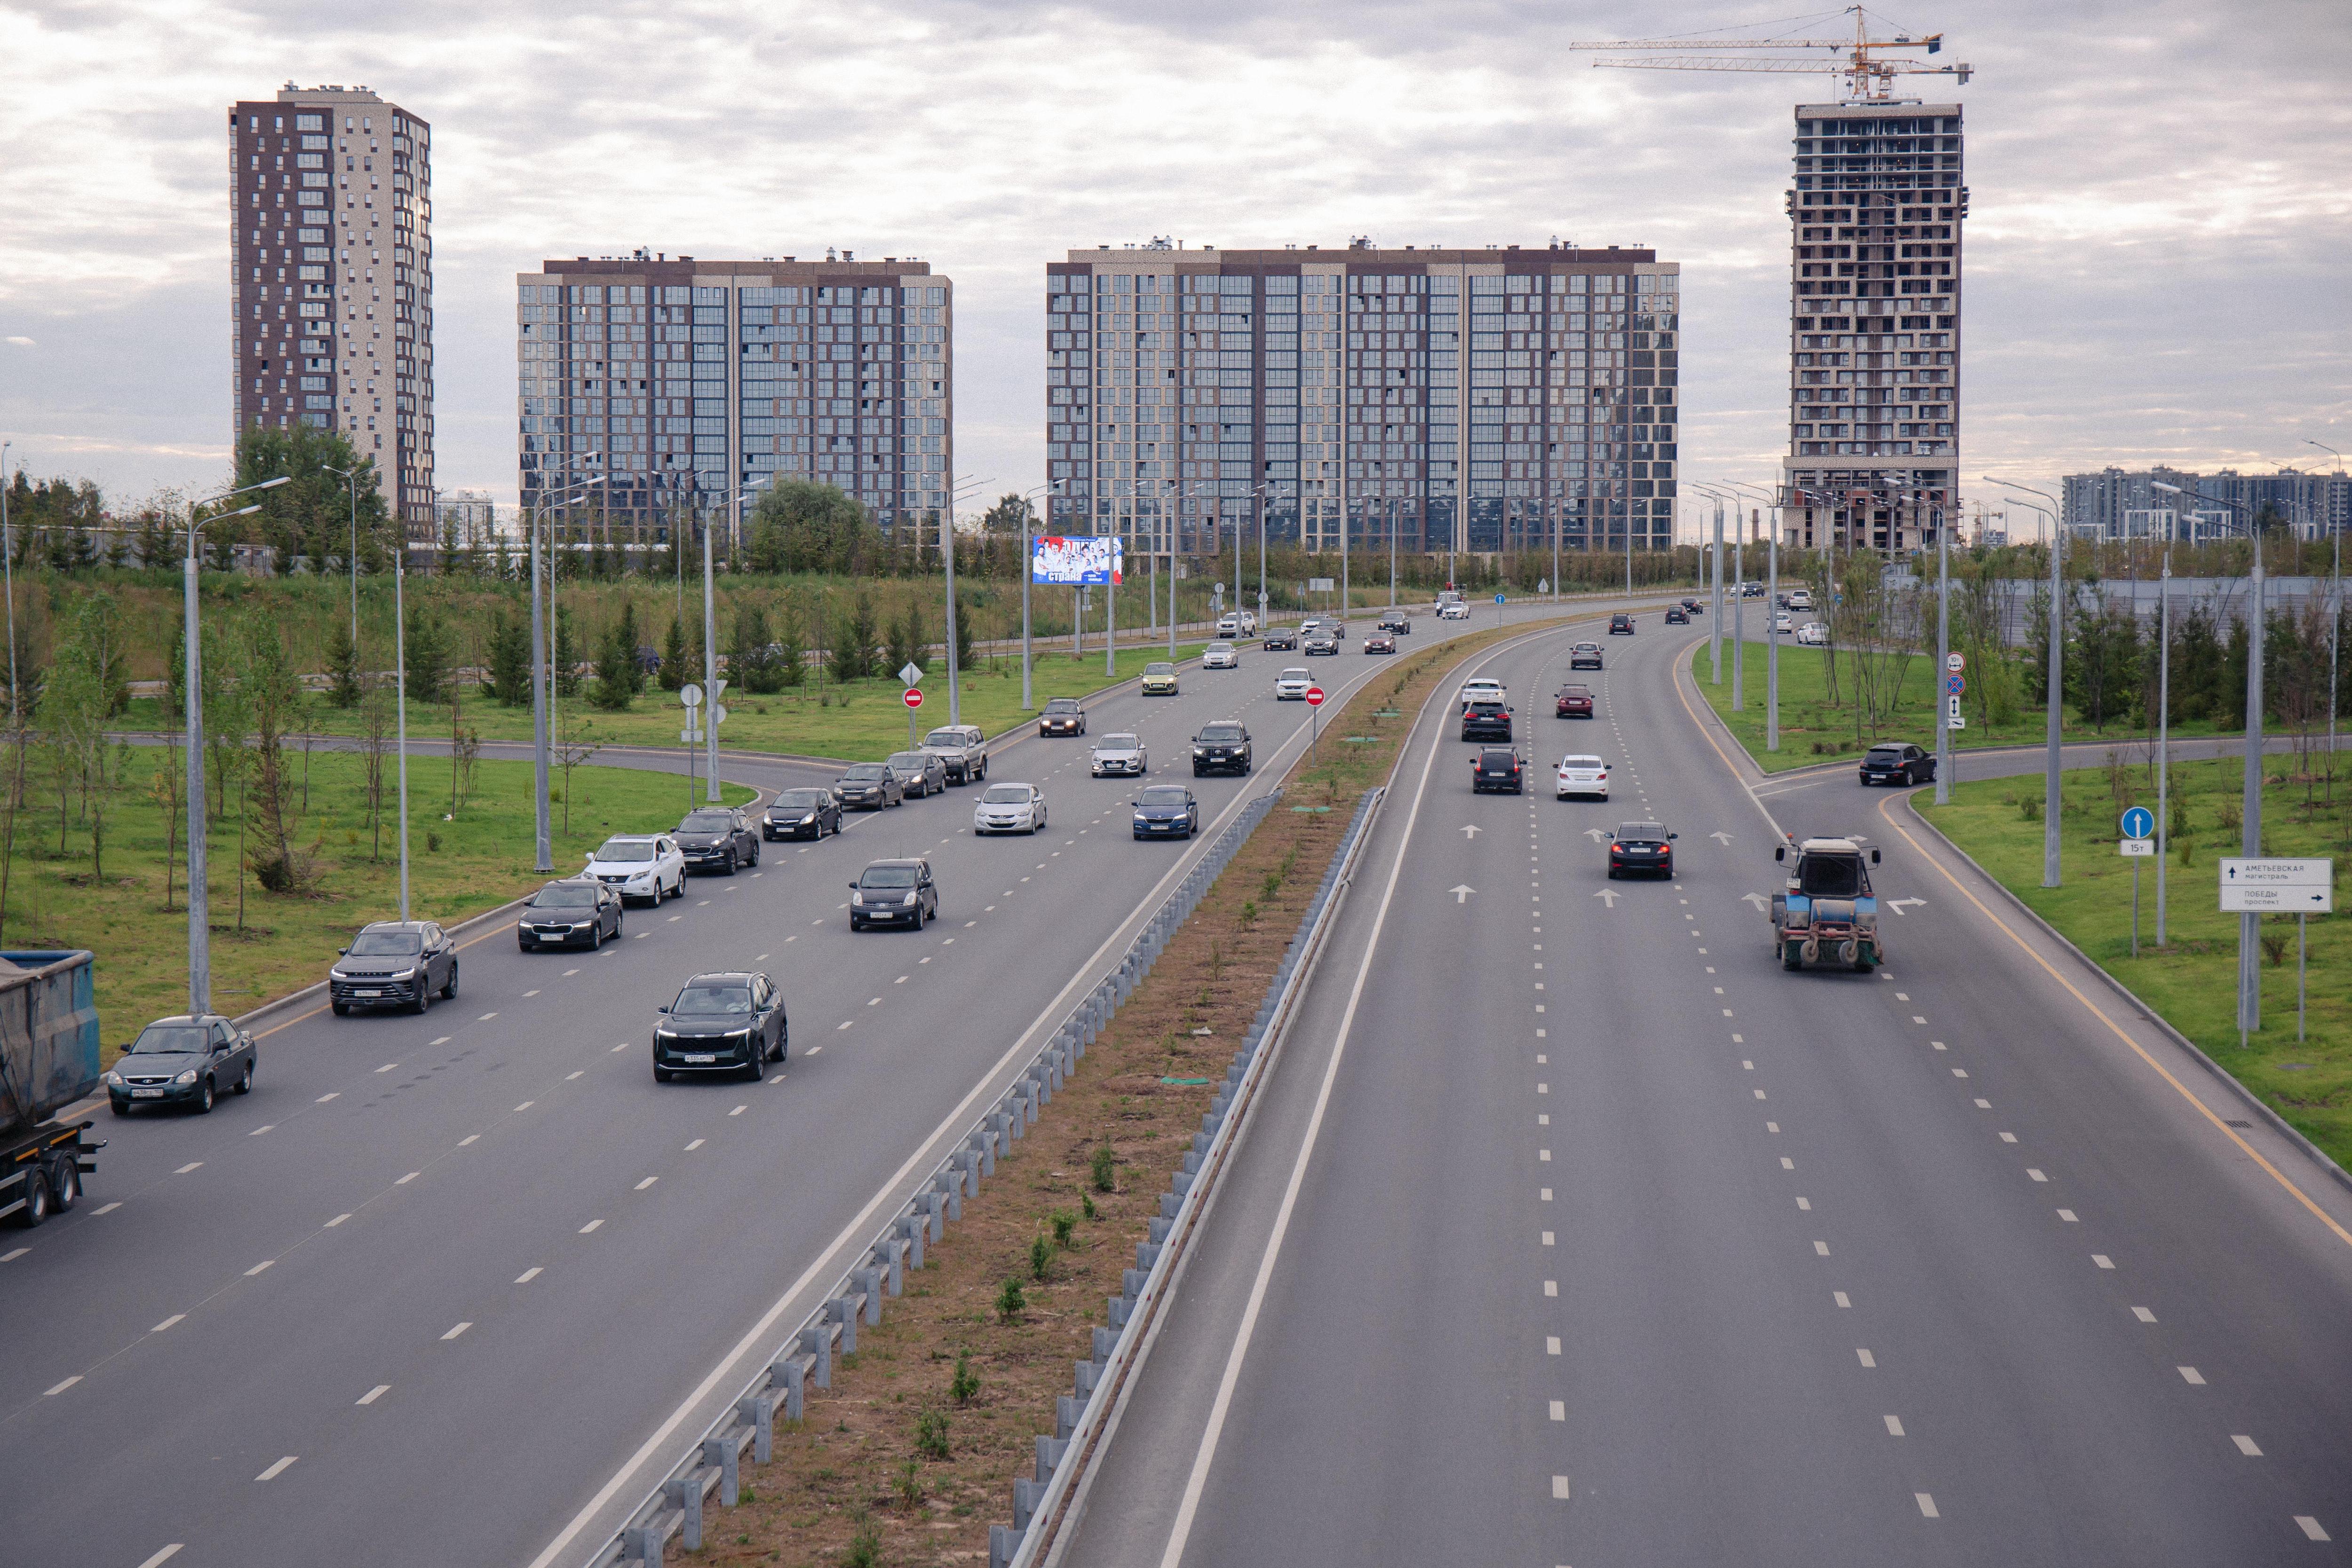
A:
0,950,103,1227
1769,838,1883,971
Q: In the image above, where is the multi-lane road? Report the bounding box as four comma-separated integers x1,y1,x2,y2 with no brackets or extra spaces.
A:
0,593,1666,1568
1066,615,2352,1566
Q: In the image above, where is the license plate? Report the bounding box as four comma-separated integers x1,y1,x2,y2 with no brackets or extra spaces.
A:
358,990,384,998
684,1053,716,1065
132,1088,164,1099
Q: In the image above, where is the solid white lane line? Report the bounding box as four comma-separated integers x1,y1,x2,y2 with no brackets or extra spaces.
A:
2233,1434,2263,1456
255,1456,298,1481
441,1321,471,1340
358,1385,390,1405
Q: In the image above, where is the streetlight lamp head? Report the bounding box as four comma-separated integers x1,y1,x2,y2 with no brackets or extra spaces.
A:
2151,481,2182,496
255,475,293,490
223,503,262,519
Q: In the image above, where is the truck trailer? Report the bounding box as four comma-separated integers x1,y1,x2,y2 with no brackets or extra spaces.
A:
0,949,103,1227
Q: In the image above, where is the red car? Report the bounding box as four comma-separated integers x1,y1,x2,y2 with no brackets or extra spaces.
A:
1555,684,1594,719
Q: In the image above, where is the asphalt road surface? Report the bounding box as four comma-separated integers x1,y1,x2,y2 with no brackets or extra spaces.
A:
0,593,1672,1568
1064,616,2352,1567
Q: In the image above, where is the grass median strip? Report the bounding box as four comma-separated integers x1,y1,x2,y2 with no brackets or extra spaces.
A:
704,617,1565,1566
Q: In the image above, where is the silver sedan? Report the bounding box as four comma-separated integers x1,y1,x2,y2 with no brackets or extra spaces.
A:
1090,733,1149,777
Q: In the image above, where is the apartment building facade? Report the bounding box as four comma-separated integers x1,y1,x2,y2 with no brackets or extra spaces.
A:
515,253,951,545
1780,100,1964,553
2063,465,2352,541
229,83,435,537
1045,242,1679,563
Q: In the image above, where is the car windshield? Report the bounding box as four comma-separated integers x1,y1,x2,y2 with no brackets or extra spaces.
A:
842,764,889,780
1147,662,1176,675
1098,734,1139,750
1139,787,1190,806
982,785,1033,804
1561,685,1589,696
1616,824,1666,844
1799,856,1866,898
1480,750,1517,766
672,984,752,1017
1561,756,1603,769
1469,702,1505,715
861,865,919,888
531,884,598,908
595,840,656,862
1574,643,1598,652
922,729,966,748
888,753,928,770
1046,700,1081,713
349,929,423,955
681,812,735,832
131,1024,211,1054
1198,724,1243,741
1866,748,1905,763
1282,669,1310,680
773,789,828,809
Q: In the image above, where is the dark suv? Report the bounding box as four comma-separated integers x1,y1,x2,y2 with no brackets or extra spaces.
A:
1609,613,1636,635
1470,748,1524,794
850,859,938,931
653,971,787,1082
1040,698,1087,737
329,921,457,1015
1192,722,1253,775
836,763,904,811
675,807,760,875
1860,743,1936,787
763,787,841,840
1460,700,1514,742
1555,684,1594,720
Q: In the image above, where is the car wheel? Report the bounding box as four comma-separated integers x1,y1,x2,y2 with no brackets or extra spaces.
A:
47,1158,78,1211
748,841,760,867
723,851,738,876
410,980,430,1014
110,1100,129,1117
654,1066,675,1083
196,1076,216,1114
443,962,460,1000
332,1001,350,1017
15,1167,49,1227
1606,866,1619,880
741,1051,762,1083
234,1062,254,1095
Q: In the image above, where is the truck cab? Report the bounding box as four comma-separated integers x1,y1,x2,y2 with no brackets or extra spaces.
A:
1769,837,1883,971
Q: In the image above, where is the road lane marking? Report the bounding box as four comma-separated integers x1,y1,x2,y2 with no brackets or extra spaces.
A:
1551,1476,1570,1500
685,1139,705,1151
244,1260,273,1276
2297,1519,2330,1542
524,990,540,998
1856,1348,1876,1368
2028,1169,2047,1182
1814,1241,1831,1255
153,1314,185,1332
1999,1131,2017,1142
566,1071,583,1081
1549,1400,1565,1420
326,1214,350,1226
1796,1197,1812,1210
635,1177,658,1191
395,1172,419,1186
2178,1366,2205,1385
2094,1254,2115,1269
2133,1306,2157,1322
1546,1337,1562,1355
1541,1187,1551,1201
175,1162,202,1175
459,1135,479,1146
359,1385,390,1405
1916,1493,1939,1519
1780,1156,1794,1169
376,1062,398,1073
2233,1434,2262,1455
1543,1280,1557,1296
135,1548,183,1568
515,1101,533,1112
441,1321,472,1340
317,1092,339,1102
43,1376,80,1395
249,1124,273,1136
730,1106,747,1116
2058,1209,2078,1223
1884,1415,1905,1436
255,1456,298,1481
516,1268,543,1283
1834,1292,1851,1308
580,1219,604,1234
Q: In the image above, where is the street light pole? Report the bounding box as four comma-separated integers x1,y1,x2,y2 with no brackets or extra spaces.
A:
702,490,720,804
393,532,412,916
326,462,362,646
2310,441,2344,794
1019,480,1059,712
1990,477,2064,887
0,440,16,728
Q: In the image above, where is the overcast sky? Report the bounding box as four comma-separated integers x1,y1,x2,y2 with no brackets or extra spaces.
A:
3,0,2347,542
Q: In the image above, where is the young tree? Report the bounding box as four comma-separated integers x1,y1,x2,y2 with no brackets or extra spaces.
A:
772,598,806,688
485,610,532,707
240,612,313,892
403,605,453,706
954,592,976,673
324,616,365,708
358,683,394,861
729,600,776,693
554,604,581,698
657,613,690,692
592,599,642,710
831,590,880,681
233,420,397,575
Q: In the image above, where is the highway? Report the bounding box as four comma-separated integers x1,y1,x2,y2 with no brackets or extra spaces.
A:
1063,615,2352,1566
0,594,1652,1568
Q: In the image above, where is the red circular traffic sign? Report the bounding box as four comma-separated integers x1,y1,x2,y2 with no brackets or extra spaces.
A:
1304,686,1326,708
902,687,923,708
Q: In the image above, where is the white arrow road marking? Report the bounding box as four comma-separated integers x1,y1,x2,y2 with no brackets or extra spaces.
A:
1711,831,1734,844
1584,828,1610,843
1885,898,1927,915
1461,824,1482,839
1594,889,1621,908
1449,885,1476,904
1741,891,1772,911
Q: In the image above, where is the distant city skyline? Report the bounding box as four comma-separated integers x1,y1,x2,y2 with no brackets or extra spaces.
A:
2,0,2345,537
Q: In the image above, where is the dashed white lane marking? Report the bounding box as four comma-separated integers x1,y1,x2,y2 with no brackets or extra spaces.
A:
1999,1131,2017,1143
2296,1517,2330,1542
1780,1156,1794,1170
1856,1348,1876,1368
2028,1169,2048,1182
244,1260,274,1276
667,915,682,923
2133,1306,2157,1323
685,1139,705,1151
135,1548,184,1568
376,1062,398,1073
1973,1098,1991,1109
1543,1280,1558,1297
1814,1241,1832,1256
524,990,540,998
1551,1476,1571,1500
2233,1434,2263,1456
2058,1210,2079,1223
1884,1415,1906,1436
565,1071,583,1081
248,1123,273,1136
516,1267,543,1284
316,1092,339,1102
1916,1493,1939,1519
635,1177,658,1191
1912,1014,1927,1024
1796,1197,1812,1211
1549,1400,1565,1421
611,1042,630,1052
1546,1337,1562,1355
1834,1292,1851,1309
153,1313,185,1332
459,1135,479,1147
729,1105,747,1116
1539,1149,1551,1162
1952,1068,1969,1079
579,1219,604,1234
515,1101,534,1112
395,1172,419,1186
2093,1254,2115,1270
92,1201,120,1215
1540,1187,1552,1201
255,1456,298,1481
2178,1366,2206,1385
440,1321,471,1341
358,1384,390,1405
174,1162,201,1175
43,1375,80,1395
564,968,581,976
325,1214,350,1227
1542,1231,1555,1246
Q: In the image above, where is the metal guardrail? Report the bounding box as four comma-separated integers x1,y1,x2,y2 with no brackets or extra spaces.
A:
583,787,1289,1568
997,785,1387,1568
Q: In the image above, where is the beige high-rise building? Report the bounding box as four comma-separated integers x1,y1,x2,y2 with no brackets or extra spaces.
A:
229,83,436,539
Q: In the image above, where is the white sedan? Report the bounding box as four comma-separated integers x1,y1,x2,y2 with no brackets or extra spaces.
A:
1555,755,1609,799
583,834,686,906
1275,668,1313,700
1090,734,1149,777
1771,612,1795,635
1201,640,1239,669
1458,677,1506,712
1794,621,1831,647
973,782,1048,835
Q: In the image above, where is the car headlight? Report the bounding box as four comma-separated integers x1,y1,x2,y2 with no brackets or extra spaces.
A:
655,1027,677,1039
389,968,418,982
903,891,919,906
799,814,816,825
330,968,350,980
851,891,865,905
175,1069,198,1085
103,1070,121,1087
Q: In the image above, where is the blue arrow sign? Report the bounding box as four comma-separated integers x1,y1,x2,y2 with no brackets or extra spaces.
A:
1494,593,1506,605
2121,806,2155,841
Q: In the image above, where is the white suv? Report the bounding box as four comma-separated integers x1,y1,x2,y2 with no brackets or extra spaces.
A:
583,835,685,906
1216,613,1242,637
1458,677,1506,713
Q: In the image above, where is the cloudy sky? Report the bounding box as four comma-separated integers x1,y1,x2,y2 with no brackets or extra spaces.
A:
3,0,2348,541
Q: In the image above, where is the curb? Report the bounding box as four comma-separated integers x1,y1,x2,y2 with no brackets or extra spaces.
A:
1899,792,2352,1202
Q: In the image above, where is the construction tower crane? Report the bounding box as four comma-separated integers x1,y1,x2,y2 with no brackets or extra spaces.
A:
1572,6,1971,103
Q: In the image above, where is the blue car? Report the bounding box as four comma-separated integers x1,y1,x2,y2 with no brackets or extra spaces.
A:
1131,784,1200,840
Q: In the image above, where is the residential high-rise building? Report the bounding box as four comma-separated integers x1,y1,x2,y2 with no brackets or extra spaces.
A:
2063,466,2351,541
515,253,952,549
1780,100,1964,552
229,83,435,538
1045,243,1678,564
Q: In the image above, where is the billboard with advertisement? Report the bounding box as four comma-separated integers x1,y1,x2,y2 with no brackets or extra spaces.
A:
1033,535,1124,585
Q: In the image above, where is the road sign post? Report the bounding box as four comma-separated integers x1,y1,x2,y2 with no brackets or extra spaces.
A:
2121,807,2156,955
1305,684,1325,759
2219,858,2333,1043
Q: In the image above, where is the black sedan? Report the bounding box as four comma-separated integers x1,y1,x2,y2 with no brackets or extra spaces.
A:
886,751,950,798
1470,747,1524,794
836,763,905,811
1568,642,1604,671
1262,627,1300,651
1040,698,1088,737
329,921,458,1015
1859,743,1938,787
1191,722,1253,776
1607,822,1677,880
1378,612,1413,635
104,1015,255,1115
850,859,938,931
1664,605,1689,625
676,807,761,875
1680,598,1705,616
517,879,623,950
653,971,787,1083
763,787,842,841
1131,784,1200,839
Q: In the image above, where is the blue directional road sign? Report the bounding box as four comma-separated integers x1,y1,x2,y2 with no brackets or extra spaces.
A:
2121,806,2155,841
1494,593,1506,605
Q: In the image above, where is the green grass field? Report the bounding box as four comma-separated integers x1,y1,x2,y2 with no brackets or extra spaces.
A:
1920,757,2350,1170
5,749,751,1058
1690,639,2239,775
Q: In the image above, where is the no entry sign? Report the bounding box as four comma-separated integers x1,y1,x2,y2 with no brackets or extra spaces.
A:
1304,687,1326,707
902,687,923,708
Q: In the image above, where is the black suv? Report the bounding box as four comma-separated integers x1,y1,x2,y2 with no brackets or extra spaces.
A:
1262,626,1300,651
1609,613,1636,635
517,878,623,950
1460,700,1514,742
1470,748,1524,794
836,763,904,811
675,807,760,875
850,859,938,931
653,971,787,1082
763,787,841,840
1192,722,1253,775
1664,605,1689,625
1040,698,1088,737
1378,611,1412,634
1860,743,1937,787
329,921,457,1015
106,1015,256,1116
